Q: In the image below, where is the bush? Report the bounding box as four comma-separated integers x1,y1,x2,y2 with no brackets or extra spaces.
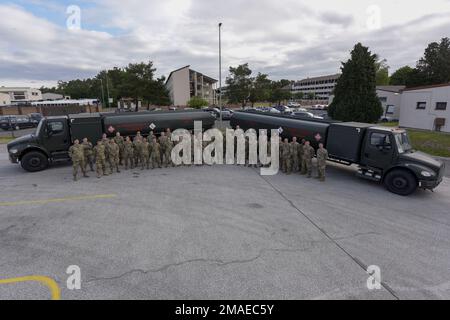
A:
187,96,209,109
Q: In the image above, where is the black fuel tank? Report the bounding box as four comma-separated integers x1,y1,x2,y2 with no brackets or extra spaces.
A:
230,111,330,146
102,110,215,137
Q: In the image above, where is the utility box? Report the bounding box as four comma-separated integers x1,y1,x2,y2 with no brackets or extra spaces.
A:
69,113,103,143
327,122,372,163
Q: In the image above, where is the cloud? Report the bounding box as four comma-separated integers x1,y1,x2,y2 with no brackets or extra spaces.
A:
0,0,449,88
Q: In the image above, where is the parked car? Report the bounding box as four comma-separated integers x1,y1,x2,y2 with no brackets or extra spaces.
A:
28,113,43,126
202,107,220,118
268,107,281,114
273,105,292,114
291,111,324,119
220,109,233,120
0,115,35,131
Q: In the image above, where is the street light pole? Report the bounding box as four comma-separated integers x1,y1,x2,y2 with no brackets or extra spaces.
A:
100,79,106,109
218,22,223,127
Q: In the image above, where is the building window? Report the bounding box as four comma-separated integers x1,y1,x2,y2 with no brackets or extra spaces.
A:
386,105,395,115
416,102,426,110
436,102,447,110
379,97,387,103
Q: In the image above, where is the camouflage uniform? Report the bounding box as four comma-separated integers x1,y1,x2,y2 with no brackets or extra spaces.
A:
290,140,301,172
108,142,120,174
159,135,168,166
82,140,94,172
316,147,328,181
299,141,306,174
165,137,174,167
69,143,86,180
140,140,150,170
123,140,134,170
281,141,292,174
114,135,125,165
302,144,315,178
93,143,108,178
102,137,111,171
133,138,142,167
150,140,162,169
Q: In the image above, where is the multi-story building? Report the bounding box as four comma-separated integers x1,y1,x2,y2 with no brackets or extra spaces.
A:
399,83,450,132
0,93,11,106
165,66,217,106
0,87,42,104
291,74,340,101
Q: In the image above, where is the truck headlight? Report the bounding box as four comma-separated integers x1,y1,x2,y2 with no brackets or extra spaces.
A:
9,148,18,154
421,171,434,177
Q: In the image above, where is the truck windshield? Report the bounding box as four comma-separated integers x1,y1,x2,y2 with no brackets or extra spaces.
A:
394,132,412,154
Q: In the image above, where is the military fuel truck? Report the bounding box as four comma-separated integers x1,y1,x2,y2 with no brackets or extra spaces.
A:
7,110,215,172
231,111,445,196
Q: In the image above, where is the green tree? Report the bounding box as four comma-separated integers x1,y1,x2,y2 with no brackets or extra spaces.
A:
187,96,209,109
416,37,450,85
375,57,390,85
293,92,304,100
225,63,253,107
249,73,271,106
389,66,414,85
328,43,383,123
269,79,292,105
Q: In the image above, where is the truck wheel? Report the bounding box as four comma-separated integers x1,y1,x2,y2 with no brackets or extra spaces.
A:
21,151,49,172
384,169,417,196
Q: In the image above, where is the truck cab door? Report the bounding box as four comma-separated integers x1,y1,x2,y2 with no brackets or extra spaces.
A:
43,119,71,160
361,130,394,170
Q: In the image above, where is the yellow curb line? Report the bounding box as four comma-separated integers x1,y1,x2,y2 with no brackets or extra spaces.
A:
0,276,61,300
0,194,117,206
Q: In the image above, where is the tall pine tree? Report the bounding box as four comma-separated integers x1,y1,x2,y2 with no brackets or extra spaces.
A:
328,43,383,123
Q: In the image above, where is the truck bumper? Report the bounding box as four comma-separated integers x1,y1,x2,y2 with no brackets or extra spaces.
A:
419,179,441,190
9,153,19,164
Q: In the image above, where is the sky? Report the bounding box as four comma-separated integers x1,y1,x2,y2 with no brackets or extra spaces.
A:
0,0,449,88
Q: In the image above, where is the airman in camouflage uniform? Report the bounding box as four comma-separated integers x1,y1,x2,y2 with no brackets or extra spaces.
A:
108,139,120,174
123,136,134,170
81,137,94,172
158,132,169,167
140,138,150,170
299,138,306,174
302,140,315,178
150,137,162,169
133,135,142,167
281,138,292,174
93,140,108,178
69,139,88,181
316,142,328,181
290,137,301,172
101,134,110,172
114,132,125,165
165,132,174,167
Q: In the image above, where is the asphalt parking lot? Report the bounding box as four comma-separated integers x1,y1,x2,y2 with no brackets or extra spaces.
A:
0,142,449,300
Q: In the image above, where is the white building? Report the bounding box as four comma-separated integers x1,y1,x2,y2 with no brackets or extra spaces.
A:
399,83,450,132
376,85,405,121
0,87,42,104
291,74,340,101
0,92,11,106
165,66,217,106
42,92,70,101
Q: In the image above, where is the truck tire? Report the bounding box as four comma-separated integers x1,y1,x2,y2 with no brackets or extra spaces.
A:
384,169,417,196
21,151,49,172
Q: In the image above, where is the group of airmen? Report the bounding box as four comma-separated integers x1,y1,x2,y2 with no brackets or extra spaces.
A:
68,127,329,182
279,137,328,181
